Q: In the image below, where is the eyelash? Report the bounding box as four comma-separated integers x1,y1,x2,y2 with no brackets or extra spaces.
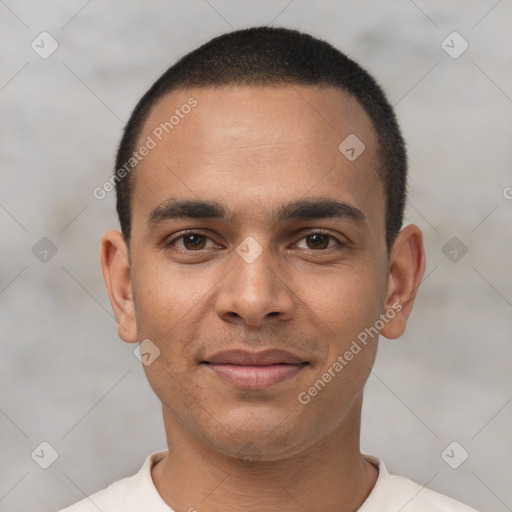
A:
164,229,347,252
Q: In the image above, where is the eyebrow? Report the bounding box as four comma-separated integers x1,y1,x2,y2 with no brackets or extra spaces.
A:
147,196,366,227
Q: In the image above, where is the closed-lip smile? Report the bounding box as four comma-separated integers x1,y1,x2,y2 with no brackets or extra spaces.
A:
201,349,309,390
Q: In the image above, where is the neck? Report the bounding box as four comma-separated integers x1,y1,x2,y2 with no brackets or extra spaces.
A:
151,398,378,512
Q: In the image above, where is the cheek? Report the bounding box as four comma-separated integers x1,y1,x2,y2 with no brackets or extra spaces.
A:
294,261,385,398
297,262,387,342
132,260,207,406
295,269,383,424
132,256,213,334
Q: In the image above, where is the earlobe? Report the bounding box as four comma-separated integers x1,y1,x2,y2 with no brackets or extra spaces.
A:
100,230,138,343
380,224,426,340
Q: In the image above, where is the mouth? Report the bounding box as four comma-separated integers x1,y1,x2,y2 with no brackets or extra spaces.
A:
200,349,310,390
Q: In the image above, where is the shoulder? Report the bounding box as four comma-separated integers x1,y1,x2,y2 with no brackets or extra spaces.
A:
56,450,170,512
386,473,479,511
361,455,479,512
56,474,133,512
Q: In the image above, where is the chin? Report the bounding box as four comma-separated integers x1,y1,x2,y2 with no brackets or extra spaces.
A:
205,414,310,462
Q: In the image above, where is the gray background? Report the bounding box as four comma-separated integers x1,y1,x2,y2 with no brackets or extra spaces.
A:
1,1,511,511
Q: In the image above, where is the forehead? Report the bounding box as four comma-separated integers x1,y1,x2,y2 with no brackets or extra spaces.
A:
139,84,377,157
131,84,383,233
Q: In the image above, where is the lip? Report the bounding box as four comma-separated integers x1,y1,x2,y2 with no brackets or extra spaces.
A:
203,349,308,366
201,349,309,390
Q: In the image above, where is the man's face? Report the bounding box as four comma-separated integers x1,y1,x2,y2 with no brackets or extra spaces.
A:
127,85,390,460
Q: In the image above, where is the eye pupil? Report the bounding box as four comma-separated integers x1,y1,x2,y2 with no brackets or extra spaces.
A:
307,234,329,249
184,234,206,250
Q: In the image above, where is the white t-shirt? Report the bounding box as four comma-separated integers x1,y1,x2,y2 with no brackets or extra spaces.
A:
57,450,478,511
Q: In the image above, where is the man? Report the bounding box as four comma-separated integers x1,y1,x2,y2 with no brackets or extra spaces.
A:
59,27,478,511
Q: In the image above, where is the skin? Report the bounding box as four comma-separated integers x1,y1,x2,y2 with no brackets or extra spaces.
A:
101,84,425,512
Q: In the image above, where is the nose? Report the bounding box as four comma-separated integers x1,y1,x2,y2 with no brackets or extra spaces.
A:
214,239,295,328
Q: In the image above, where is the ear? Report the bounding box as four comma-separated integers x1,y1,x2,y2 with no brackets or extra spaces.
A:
380,224,426,340
100,230,138,343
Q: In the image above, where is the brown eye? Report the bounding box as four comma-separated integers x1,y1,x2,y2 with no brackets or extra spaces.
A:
182,234,207,250
305,233,331,250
